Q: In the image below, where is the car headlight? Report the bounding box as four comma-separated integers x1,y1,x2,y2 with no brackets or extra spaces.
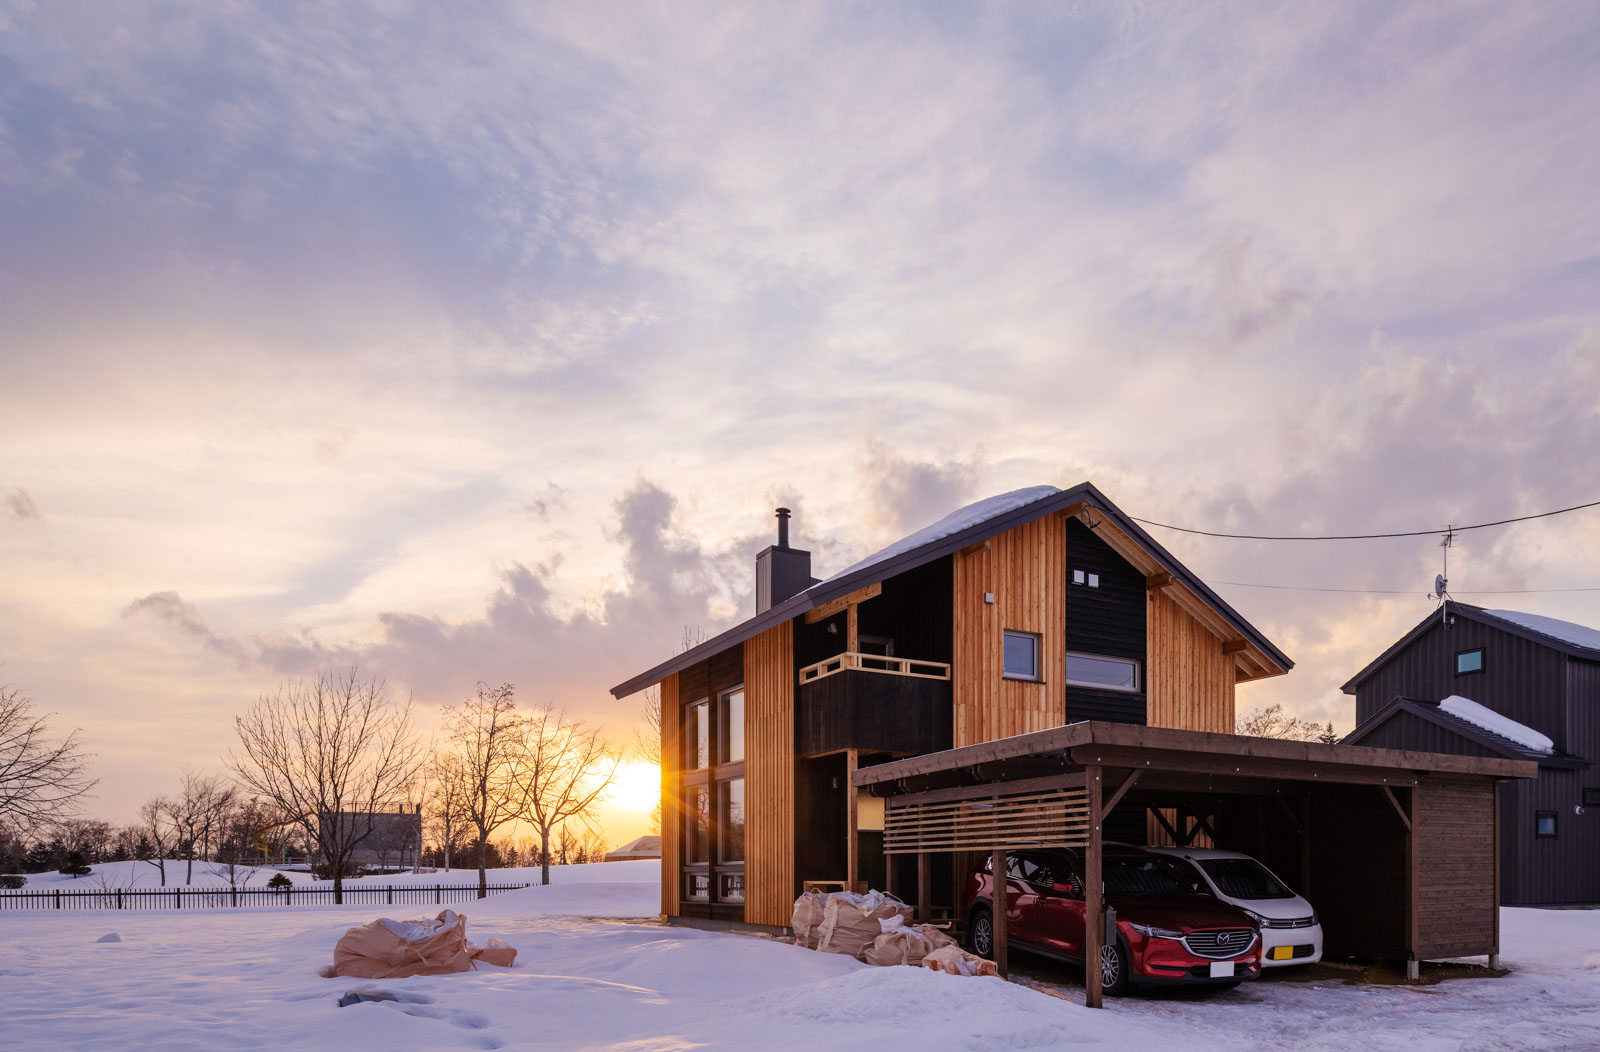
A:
1238,909,1266,928
1309,911,1319,927
1129,923,1184,940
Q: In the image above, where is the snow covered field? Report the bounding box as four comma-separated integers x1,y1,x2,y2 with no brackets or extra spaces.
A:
3,860,1598,1051
14,858,578,891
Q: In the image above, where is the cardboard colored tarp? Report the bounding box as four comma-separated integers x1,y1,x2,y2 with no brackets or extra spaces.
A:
921,944,1000,977
862,921,957,967
330,910,517,979
815,891,913,959
790,891,827,950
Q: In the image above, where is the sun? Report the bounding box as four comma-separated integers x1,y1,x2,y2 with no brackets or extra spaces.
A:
608,759,661,815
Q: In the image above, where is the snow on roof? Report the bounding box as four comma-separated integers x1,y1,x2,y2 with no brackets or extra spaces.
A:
1484,608,1600,654
1438,695,1553,754
817,485,1062,586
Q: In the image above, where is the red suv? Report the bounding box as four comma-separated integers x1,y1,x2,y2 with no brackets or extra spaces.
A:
965,845,1262,994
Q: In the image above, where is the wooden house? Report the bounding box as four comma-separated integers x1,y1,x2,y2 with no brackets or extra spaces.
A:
1343,601,1600,905
609,483,1296,931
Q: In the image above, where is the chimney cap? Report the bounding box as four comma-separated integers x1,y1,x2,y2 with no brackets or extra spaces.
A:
775,507,792,548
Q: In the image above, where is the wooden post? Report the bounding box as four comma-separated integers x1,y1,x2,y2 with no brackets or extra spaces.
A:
846,603,859,653
1405,786,1419,976
1492,781,1501,968
1300,794,1313,900
846,750,860,890
991,846,1008,979
917,852,931,924
885,851,895,898
1085,764,1104,1009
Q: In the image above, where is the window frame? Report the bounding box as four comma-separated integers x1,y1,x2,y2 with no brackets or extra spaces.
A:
1002,629,1043,682
679,684,747,917
1456,647,1486,676
1583,788,1600,808
1064,650,1143,694
1535,810,1558,839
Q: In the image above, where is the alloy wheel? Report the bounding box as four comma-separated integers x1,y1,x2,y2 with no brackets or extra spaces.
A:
1100,944,1120,988
972,915,993,957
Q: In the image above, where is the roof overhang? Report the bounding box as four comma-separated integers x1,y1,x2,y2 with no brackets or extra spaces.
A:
610,482,1293,698
1343,697,1589,769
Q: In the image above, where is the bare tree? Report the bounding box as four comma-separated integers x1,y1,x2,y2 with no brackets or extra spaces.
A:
0,684,97,837
172,770,235,885
438,683,527,898
633,627,702,836
227,669,424,904
513,707,619,886
137,796,179,886
1236,703,1333,742
428,751,471,872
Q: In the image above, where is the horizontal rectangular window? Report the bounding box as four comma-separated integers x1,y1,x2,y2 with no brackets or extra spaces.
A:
1535,811,1558,838
686,873,710,900
1584,788,1600,808
1456,648,1485,675
1065,652,1141,693
720,873,744,902
1003,630,1041,680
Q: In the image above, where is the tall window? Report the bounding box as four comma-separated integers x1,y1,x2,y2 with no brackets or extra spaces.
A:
680,685,746,913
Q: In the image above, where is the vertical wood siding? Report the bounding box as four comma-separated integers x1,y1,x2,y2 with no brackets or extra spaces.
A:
1414,778,1498,957
744,621,796,927
1146,589,1235,733
658,673,680,918
951,515,1066,746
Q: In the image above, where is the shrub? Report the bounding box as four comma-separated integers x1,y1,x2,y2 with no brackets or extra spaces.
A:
0,874,25,889
57,851,91,877
312,861,367,881
266,873,293,890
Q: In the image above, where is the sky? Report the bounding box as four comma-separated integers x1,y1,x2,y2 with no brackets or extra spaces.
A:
3,1,1599,845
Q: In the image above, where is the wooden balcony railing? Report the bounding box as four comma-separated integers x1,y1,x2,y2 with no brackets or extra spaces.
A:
799,651,952,684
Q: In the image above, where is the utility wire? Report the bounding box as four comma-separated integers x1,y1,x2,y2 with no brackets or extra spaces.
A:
1132,497,1600,541
1215,581,1600,596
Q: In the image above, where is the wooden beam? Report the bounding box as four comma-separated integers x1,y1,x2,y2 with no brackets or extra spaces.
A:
885,772,1087,808
1084,764,1104,1009
991,846,1008,979
1102,770,1141,815
803,582,882,623
847,603,858,653
1222,639,1249,655
1405,786,1419,968
917,853,931,925
1144,571,1173,591
959,539,991,557
1148,805,1183,844
1299,795,1312,900
845,750,859,889
1381,785,1412,832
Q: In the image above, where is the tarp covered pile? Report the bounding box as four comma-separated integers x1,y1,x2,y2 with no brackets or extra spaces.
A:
330,910,518,979
792,890,992,976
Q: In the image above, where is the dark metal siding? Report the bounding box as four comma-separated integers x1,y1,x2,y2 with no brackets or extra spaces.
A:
1354,616,1569,750
1355,710,1501,758
1063,518,1148,725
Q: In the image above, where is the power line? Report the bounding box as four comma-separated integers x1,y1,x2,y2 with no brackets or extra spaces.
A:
1132,497,1600,542
1215,581,1600,596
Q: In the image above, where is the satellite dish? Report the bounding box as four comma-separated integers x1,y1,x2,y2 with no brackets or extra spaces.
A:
1433,574,1448,597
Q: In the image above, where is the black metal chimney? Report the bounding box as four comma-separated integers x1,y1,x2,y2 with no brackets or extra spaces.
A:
756,506,812,613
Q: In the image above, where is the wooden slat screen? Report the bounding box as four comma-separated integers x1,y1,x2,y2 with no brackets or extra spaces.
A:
884,787,1090,854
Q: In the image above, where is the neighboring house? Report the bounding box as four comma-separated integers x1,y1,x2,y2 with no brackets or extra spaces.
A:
604,835,662,863
1342,601,1600,905
609,483,1293,931
317,806,423,872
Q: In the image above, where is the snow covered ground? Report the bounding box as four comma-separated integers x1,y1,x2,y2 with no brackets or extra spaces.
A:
14,858,592,891
3,860,1597,1051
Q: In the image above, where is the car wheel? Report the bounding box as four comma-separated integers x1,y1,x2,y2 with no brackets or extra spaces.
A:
1098,939,1131,997
968,905,994,959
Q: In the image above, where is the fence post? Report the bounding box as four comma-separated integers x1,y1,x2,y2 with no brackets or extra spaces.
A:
54,889,61,909
232,886,238,908
436,885,441,905
387,885,393,906
286,885,292,906
116,889,123,910
176,888,182,909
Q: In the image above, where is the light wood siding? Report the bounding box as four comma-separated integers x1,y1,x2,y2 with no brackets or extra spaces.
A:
744,622,795,927
951,514,1066,746
1414,778,1498,958
658,672,680,918
1146,588,1235,733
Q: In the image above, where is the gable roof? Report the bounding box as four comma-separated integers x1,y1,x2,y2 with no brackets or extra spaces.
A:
1343,695,1589,769
1342,600,1600,694
608,481,1292,698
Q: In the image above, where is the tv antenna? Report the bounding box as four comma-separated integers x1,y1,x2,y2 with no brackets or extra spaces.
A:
1428,526,1455,622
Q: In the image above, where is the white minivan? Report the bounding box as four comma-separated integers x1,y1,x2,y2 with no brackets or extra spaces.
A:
1149,848,1323,967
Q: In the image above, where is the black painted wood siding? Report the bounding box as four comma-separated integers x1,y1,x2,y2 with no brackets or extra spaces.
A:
1063,518,1147,725
796,671,953,757
1353,616,1568,749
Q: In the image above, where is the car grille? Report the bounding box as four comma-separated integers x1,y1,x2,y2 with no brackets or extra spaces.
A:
1182,929,1256,959
1262,916,1317,929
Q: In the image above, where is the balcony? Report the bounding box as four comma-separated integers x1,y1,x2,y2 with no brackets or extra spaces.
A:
796,652,953,757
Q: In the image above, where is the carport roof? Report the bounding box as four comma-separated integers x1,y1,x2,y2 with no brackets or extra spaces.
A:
851,720,1537,796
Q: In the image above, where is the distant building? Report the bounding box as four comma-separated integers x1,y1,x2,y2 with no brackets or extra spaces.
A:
1343,601,1599,905
604,835,661,863
318,805,423,872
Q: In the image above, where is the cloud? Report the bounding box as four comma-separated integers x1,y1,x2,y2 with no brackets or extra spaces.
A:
121,591,250,668
5,488,41,521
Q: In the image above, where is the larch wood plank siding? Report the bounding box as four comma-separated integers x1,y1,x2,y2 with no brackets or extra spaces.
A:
658,672,680,919
1414,778,1498,957
951,515,1066,746
744,621,796,927
1146,588,1235,734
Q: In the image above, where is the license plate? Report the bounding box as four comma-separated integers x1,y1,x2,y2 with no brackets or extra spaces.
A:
1209,961,1235,979
1270,946,1293,961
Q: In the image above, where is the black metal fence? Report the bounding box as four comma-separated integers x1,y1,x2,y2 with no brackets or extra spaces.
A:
0,883,532,910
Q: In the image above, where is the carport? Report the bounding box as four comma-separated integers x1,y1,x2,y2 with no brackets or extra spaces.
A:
850,720,1535,1007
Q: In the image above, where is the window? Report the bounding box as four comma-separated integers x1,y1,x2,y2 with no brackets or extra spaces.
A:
1457,648,1485,675
1584,788,1600,808
1003,630,1041,680
685,700,710,770
1536,811,1558,838
1065,652,1141,692
1071,569,1101,588
679,684,746,916
685,784,711,863
1087,573,1100,588
722,689,744,764
1073,570,1085,585
718,778,745,863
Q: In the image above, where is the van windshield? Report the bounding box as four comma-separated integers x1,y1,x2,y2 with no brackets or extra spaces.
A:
1102,855,1209,896
1198,858,1296,900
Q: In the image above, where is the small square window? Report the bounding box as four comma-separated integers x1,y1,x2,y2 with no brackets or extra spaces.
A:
1003,630,1041,681
1583,788,1600,808
1072,570,1086,585
1536,811,1558,838
1087,573,1100,588
1456,648,1485,675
